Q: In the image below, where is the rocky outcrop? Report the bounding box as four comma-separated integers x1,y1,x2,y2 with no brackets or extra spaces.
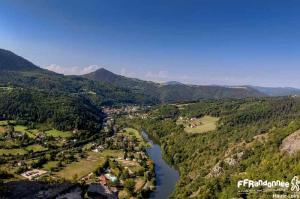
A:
207,152,244,178
280,129,300,155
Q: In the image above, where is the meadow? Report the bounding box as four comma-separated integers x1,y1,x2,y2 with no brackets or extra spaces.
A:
177,115,219,134
45,129,72,138
55,150,123,180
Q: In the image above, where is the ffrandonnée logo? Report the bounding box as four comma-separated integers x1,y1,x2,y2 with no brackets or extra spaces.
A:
237,176,300,191
291,176,300,192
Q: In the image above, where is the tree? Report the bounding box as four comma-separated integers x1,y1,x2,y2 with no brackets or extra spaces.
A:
124,179,135,193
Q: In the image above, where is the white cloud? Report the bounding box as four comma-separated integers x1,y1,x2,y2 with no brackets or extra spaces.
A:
144,70,192,83
145,70,169,80
120,68,136,77
43,64,101,75
158,70,168,78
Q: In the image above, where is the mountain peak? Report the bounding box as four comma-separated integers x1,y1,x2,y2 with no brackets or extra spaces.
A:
93,67,114,74
83,67,121,83
0,48,41,71
164,81,184,86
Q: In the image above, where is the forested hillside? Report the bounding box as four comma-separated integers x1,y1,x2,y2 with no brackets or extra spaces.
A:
127,97,300,198
0,49,41,71
0,88,103,132
0,49,158,105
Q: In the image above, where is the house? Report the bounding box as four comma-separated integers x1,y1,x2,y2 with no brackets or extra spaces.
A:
35,133,46,142
17,161,25,167
110,187,118,194
92,145,104,153
72,129,79,134
104,173,118,183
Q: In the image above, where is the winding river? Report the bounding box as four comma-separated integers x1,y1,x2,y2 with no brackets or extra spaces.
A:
142,131,179,199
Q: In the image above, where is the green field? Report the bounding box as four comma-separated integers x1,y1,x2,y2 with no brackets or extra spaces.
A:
25,144,47,152
100,149,124,158
55,151,109,180
14,125,27,132
0,148,28,155
43,161,59,170
0,86,13,91
14,125,38,138
0,120,13,125
178,115,219,134
0,121,8,125
121,128,147,147
45,129,72,138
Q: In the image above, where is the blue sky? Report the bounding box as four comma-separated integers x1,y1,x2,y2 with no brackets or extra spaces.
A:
1,0,300,87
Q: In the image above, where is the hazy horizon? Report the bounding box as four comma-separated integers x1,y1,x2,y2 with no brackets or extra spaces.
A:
46,66,300,89
1,0,300,87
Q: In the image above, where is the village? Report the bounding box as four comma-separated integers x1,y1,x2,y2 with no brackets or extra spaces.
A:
0,105,155,198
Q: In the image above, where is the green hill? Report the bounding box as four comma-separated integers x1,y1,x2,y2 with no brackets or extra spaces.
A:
0,49,154,106
131,97,300,198
0,48,264,105
0,88,103,132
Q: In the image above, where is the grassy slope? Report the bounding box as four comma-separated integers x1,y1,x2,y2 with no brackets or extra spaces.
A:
55,150,123,180
177,115,219,134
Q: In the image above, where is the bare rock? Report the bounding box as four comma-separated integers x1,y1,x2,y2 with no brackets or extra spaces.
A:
280,129,300,155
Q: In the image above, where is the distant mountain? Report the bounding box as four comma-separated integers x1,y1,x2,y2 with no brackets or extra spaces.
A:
250,86,300,96
0,49,153,106
0,48,266,105
83,68,158,91
83,68,265,103
163,81,184,85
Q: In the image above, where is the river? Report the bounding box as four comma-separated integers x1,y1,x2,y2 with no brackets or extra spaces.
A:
142,131,179,199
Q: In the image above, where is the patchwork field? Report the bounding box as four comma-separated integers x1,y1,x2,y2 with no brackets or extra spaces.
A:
0,148,28,155
121,128,147,147
43,161,59,171
0,121,8,126
177,115,219,134
55,150,123,180
14,125,28,132
45,129,72,138
118,159,144,174
25,144,48,152
0,120,14,125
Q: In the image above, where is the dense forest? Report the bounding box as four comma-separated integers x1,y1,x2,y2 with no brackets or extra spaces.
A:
125,97,300,198
0,88,103,132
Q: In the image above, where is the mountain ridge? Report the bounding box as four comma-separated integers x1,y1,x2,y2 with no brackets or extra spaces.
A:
0,48,42,72
249,85,300,96
83,68,265,102
0,48,266,104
